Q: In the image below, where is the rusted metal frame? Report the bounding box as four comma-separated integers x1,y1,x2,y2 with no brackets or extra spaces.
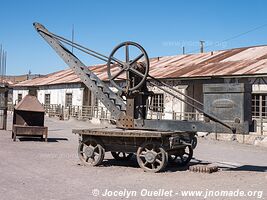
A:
34,23,126,119
133,119,250,134
147,80,235,132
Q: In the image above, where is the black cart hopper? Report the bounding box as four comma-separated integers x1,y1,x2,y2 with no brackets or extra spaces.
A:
12,95,48,142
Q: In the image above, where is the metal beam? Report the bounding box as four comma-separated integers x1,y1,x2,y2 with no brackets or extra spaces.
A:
33,22,126,119
134,119,250,134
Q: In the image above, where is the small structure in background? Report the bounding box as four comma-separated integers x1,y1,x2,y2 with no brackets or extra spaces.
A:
12,94,48,142
0,83,8,130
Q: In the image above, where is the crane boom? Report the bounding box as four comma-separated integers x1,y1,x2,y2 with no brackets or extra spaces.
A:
33,23,126,120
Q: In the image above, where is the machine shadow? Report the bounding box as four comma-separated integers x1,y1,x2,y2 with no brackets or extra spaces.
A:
101,156,203,172
101,157,140,169
18,137,68,142
224,165,267,172
165,158,204,172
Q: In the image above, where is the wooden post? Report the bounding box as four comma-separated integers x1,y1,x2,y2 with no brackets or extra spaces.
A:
260,95,263,135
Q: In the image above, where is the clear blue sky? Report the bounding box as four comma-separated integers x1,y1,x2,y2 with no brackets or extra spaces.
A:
1,0,267,75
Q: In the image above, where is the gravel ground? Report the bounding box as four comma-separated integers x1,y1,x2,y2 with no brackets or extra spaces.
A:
0,113,266,200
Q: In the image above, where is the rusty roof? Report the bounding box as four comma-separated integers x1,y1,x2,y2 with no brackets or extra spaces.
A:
15,95,45,112
14,45,267,87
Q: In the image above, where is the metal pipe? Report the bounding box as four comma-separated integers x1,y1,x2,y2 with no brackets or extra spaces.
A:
148,74,203,107
57,38,109,63
39,29,124,65
37,28,110,62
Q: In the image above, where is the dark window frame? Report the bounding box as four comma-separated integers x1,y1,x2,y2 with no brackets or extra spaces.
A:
65,93,73,108
150,93,164,113
18,94,22,103
252,93,267,118
44,94,51,105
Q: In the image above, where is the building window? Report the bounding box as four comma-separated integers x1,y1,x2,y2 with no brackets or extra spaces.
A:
44,94,50,105
29,88,37,96
18,94,22,103
252,94,267,118
65,93,72,107
94,97,99,107
150,93,164,112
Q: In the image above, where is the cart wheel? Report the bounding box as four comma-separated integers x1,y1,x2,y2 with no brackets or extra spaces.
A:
111,152,133,161
170,146,193,167
78,137,105,166
12,132,16,141
137,142,168,173
191,137,197,149
168,155,178,164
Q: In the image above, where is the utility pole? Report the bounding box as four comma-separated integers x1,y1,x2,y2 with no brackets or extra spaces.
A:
0,45,7,81
3,51,5,78
200,40,205,53
71,24,74,53
0,45,2,80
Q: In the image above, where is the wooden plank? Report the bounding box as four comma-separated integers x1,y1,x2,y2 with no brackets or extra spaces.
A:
72,128,175,138
13,125,48,142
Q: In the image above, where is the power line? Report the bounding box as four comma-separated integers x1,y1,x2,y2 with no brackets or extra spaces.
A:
186,22,267,54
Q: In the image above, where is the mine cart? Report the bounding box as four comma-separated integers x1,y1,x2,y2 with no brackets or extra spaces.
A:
12,95,48,142
34,23,255,172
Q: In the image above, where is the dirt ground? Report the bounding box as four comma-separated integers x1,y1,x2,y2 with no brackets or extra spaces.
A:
0,113,266,200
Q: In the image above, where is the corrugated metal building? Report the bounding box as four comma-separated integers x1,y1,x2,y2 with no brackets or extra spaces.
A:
12,44,267,133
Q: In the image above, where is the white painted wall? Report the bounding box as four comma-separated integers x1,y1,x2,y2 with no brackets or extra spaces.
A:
13,83,84,107
148,85,187,120
37,87,84,106
13,89,29,105
252,84,267,93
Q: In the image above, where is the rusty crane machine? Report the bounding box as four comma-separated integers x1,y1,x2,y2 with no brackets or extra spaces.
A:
34,23,255,172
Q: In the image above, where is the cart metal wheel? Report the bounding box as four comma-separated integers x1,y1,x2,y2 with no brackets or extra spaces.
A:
12,131,16,142
191,136,197,149
170,145,193,167
136,142,168,173
78,137,105,166
107,41,149,93
168,154,178,164
111,152,133,161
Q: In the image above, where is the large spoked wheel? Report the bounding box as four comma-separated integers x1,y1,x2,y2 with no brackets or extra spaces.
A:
137,142,168,173
111,152,133,161
78,137,105,166
107,41,149,93
169,145,193,167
